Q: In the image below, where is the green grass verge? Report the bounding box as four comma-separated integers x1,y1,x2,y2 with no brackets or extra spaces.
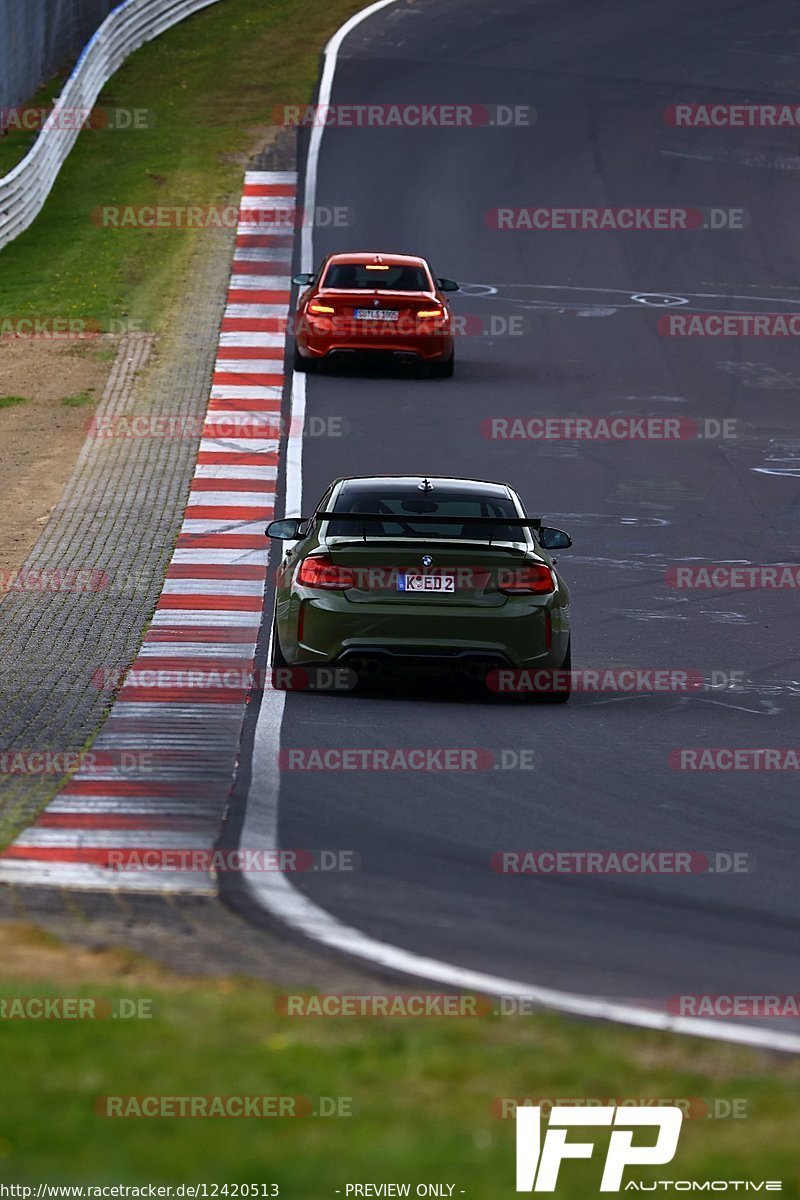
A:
0,967,798,1193
0,395,28,408
0,0,364,331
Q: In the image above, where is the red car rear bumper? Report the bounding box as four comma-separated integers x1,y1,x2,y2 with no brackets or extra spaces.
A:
298,318,453,362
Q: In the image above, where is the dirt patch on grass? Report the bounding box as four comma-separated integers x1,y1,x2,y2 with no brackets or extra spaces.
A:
0,917,373,999
0,337,116,573
0,922,205,991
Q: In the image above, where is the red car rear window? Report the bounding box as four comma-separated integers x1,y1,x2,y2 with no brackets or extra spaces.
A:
322,263,431,291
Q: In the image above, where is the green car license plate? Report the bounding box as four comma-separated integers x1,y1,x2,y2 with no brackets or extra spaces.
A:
397,573,455,593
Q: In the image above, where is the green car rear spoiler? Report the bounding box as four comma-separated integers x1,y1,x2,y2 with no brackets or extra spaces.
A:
311,511,542,545
314,512,541,527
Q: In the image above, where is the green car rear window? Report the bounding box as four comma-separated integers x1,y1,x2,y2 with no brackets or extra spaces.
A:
326,492,522,540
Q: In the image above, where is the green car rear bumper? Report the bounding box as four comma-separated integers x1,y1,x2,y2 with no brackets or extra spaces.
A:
277,590,570,670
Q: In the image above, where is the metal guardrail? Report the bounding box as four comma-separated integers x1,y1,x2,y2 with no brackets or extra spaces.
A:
0,0,223,250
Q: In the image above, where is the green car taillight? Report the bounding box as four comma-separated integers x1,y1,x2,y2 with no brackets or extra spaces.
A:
497,565,556,595
296,554,356,590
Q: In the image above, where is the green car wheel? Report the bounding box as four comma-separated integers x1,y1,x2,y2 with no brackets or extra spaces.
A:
541,639,571,704
269,613,294,690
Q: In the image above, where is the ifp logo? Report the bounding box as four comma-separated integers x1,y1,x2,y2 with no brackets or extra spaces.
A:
516,1104,683,1192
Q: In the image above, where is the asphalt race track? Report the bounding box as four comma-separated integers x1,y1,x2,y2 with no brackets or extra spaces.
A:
247,0,800,1027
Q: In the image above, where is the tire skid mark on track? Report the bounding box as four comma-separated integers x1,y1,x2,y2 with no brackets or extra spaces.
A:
0,171,296,894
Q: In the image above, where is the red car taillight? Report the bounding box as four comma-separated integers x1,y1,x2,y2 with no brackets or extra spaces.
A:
296,554,356,590
498,565,556,595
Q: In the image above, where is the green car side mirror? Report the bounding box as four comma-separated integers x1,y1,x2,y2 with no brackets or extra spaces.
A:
267,518,304,539
539,527,572,550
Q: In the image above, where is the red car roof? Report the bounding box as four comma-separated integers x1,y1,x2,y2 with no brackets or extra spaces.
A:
324,252,429,268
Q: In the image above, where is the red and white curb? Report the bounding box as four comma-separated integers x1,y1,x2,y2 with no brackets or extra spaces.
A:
0,170,295,893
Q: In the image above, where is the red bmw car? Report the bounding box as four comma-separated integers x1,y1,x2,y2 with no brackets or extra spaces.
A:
291,252,458,377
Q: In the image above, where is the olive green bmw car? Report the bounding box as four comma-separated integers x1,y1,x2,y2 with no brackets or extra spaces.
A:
266,475,572,699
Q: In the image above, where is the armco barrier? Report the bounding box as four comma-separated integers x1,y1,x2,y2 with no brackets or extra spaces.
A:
0,0,224,251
